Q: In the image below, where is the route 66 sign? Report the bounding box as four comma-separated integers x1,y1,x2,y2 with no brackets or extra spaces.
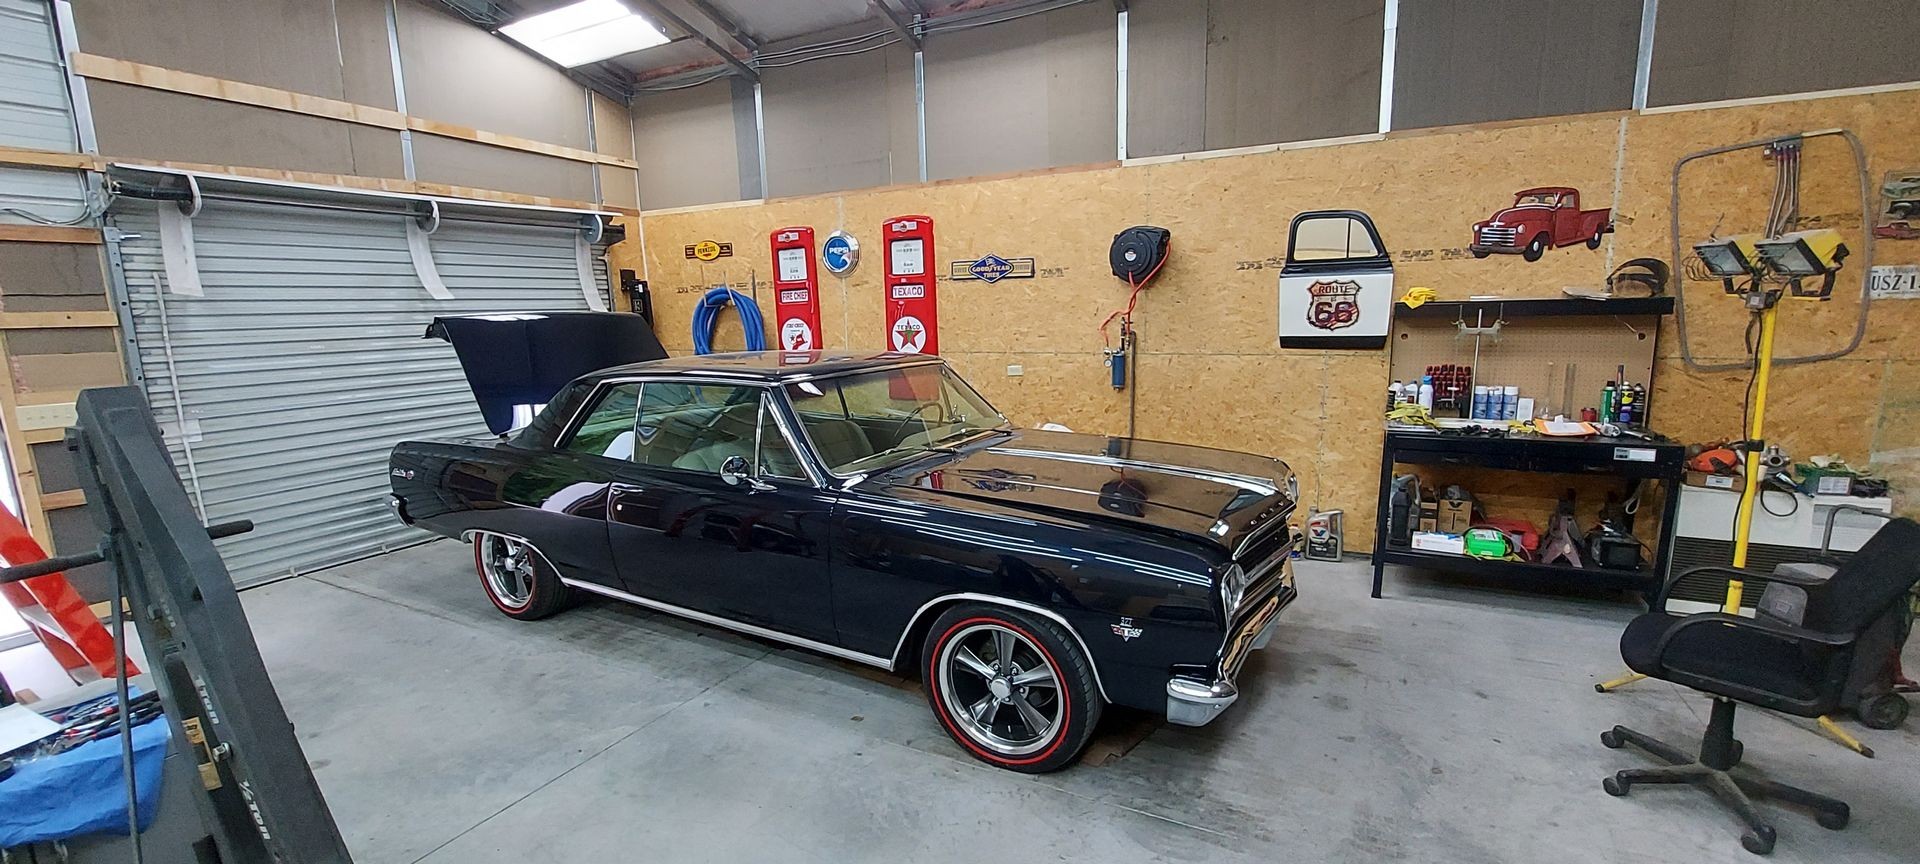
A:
1278,210,1394,349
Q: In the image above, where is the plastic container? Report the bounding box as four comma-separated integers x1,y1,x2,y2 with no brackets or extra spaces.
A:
1417,377,1434,410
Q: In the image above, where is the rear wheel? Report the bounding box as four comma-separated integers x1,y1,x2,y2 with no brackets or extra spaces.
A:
474,533,571,620
1587,231,1604,250
922,604,1101,773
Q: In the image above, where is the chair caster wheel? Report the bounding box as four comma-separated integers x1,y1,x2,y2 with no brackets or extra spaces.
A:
1741,826,1776,855
1816,805,1850,830
1603,775,1628,797
1859,692,1908,730
1600,728,1625,749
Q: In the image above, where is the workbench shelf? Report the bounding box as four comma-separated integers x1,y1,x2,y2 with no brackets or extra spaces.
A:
1370,429,1685,602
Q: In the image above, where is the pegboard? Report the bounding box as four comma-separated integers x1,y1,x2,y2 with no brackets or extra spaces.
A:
1389,303,1663,422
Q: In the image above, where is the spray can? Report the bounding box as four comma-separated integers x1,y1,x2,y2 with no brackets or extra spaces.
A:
1471,385,1490,419
1502,385,1520,420
1636,384,1649,425
1418,376,1434,410
1616,383,1635,425
1601,381,1617,423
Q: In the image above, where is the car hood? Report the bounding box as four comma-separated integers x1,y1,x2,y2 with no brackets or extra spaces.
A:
426,311,666,435
875,429,1295,555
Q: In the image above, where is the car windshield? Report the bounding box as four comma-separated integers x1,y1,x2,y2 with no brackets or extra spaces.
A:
1515,192,1561,206
784,364,1009,475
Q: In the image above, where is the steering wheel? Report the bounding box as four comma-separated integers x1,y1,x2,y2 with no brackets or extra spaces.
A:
889,400,948,442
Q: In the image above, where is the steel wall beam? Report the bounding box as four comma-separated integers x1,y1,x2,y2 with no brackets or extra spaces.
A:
684,0,760,53
632,0,758,80
872,1,921,50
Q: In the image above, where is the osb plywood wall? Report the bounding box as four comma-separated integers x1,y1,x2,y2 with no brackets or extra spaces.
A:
611,88,1920,542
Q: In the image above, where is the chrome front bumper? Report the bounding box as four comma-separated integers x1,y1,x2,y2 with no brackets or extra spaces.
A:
1165,606,1284,727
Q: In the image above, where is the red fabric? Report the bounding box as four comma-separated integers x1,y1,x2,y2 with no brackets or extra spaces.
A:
0,507,136,681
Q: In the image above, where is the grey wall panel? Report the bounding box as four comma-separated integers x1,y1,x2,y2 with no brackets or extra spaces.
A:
0,165,88,225
1203,0,1380,148
924,1,1116,180
632,79,743,209
601,165,640,211
112,200,605,586
89,83,405,178
395,0,589,148
410,135,597,202
1391,0,1638,130
0,240,108,311
0,0,76,152
1126,0,1207,158
762,39,916,197
71,0,392,106
1649,0,1920,107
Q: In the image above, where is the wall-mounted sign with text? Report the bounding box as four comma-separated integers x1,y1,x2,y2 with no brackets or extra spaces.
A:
685,240,734,261
947,255,1036,283
821,230,859,276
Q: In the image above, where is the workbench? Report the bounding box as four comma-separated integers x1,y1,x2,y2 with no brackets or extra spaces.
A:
1369,428,1686,600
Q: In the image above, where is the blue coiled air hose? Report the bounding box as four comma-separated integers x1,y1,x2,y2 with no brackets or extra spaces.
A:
691,286,767,354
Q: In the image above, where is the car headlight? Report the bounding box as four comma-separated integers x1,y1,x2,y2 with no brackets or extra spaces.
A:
1219,563,1247,612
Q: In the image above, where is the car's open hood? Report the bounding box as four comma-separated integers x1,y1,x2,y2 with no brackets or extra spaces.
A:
427,311,666,434
879,428,1295,555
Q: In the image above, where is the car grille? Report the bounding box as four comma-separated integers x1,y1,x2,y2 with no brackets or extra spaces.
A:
1476,226,1518,246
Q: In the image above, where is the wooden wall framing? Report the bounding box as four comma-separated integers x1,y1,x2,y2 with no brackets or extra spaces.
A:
68,54,639,170
621,86,1920,542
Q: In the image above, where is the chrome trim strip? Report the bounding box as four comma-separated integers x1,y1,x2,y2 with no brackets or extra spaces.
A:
559,577,895,669
984,447,1281,496
889,592,1111,703
1231,506,1296,560
773,356,946,384
465,533,1112,703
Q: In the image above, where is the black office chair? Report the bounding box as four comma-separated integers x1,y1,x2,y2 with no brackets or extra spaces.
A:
1600,516,1920,855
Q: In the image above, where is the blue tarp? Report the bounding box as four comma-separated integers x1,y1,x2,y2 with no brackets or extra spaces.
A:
0,714,169,848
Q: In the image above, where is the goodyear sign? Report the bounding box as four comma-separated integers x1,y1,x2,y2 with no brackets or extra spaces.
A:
948,255,1036,283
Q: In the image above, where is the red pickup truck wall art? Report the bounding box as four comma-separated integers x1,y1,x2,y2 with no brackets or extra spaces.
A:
1470,187,1614,262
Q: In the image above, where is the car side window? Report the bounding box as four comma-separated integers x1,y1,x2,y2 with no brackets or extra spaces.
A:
562,383,641,459
633,382,762,472
1289,214,1379,261
757,399,807,480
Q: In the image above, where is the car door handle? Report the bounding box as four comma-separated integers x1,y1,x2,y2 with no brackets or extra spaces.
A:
611,482,646,494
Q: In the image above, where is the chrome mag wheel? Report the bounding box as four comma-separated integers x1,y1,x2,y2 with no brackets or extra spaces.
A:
479,534,536,610
936,623,1065,757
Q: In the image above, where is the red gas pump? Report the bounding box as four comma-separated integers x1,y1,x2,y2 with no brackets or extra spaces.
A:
769,226,823,351
882,215,938,355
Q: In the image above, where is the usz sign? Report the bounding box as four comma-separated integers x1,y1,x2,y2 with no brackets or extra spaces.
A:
1868,264,1920,299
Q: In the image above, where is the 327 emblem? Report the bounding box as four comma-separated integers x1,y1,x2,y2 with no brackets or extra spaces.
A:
1111,617,1144,641
1305,279,1363,331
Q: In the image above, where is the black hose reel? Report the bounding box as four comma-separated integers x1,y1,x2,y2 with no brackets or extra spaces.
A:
1110,225,1171,285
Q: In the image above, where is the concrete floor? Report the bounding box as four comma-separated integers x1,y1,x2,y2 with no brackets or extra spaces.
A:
242,540,1920,864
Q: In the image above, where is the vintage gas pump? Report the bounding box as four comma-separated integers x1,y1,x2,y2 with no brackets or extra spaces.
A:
770,226,823,351
881,215,938,354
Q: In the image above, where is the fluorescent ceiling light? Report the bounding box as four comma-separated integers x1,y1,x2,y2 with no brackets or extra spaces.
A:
500,0,668,67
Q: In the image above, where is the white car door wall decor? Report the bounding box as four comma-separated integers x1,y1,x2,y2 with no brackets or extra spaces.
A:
1278,210,1394,349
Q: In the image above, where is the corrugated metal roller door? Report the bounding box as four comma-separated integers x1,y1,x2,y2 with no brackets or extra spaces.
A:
0,0,89,225
113,200,609,585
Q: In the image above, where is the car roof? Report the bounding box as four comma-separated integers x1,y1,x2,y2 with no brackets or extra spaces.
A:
583,350,940,383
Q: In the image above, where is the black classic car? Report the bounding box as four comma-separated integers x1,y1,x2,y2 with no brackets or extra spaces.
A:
389,327,1298,772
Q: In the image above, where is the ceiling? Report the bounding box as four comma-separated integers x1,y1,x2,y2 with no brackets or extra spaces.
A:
442,0,1093,93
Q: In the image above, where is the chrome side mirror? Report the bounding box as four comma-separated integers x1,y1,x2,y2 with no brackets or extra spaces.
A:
720,455,773,492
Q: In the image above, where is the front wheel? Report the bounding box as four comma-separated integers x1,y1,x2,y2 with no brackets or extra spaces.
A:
1523,234,1548,262
922,604,1101,773
474,533,572,620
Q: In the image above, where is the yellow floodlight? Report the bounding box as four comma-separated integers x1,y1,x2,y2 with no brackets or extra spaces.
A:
1756,229,1850,299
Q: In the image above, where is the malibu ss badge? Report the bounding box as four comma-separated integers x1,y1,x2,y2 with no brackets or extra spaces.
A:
1111,617,1144,642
